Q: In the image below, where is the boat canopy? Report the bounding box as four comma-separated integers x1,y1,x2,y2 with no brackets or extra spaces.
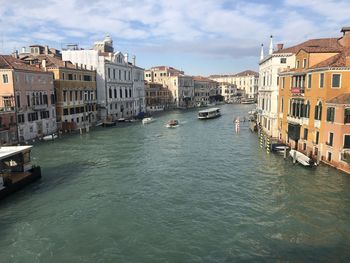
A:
0,146,33,160
198,108,220,114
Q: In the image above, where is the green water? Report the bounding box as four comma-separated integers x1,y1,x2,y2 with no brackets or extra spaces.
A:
0,104,350,262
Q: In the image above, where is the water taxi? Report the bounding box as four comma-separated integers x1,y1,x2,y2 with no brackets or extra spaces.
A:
0,146,41,200
198,108,221,120
166,120,179,128
142,117,155,124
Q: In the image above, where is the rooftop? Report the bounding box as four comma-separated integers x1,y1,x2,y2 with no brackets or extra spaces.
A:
327,93,350,104
0,55,47,72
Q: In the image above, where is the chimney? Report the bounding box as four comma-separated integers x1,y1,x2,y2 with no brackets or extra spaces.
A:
44,45,49,55
41,59,47,71
339,27,350,47
21,47,26,54
276,43,284,51
269,35,273,55
124,53,129,63
12,50,19,58
260,44,264,60
132,55,136,66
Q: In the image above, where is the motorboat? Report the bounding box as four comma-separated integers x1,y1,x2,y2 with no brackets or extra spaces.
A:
0,146,41,200
289,149,316,167
198,108,221,120
166,120,179,128
43,133,58,141
142,117,155,124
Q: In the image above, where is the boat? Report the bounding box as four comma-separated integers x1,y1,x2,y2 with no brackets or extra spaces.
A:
270,143,290,153
117,118,126,122
166,120,179,128
142,117,155,124
43,133,58,141
0,146,41,200
289,149,316,167
198,108,221,120
241,98,256,104
102,121,116,127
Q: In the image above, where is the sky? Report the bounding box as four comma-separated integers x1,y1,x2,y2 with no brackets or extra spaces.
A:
0,0,349,76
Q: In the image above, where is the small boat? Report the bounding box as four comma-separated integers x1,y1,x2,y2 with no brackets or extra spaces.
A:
289,149,316,167
142,117,155,124
166,120,179,128
241,98,256,104
117,118,126,122
43,134,58,141
198,108,221,120
271,143,289,153
102,121,116,127
0,146,41,200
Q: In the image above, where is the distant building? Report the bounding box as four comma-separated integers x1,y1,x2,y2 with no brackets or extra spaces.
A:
62,35,145,121
209,70,259,99
217,82,239,102
0,55,56,143
144,66,194,108
193,76,218,106
144,81,172,111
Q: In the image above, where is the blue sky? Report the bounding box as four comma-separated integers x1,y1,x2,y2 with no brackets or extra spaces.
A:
0,0,349,76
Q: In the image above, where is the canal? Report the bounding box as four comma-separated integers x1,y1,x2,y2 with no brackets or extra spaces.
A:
0,104,350,262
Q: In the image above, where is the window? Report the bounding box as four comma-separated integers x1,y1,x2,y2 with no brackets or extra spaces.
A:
27,95,31,106
332,74,341,88
314,102,322,120
17,114,25,123
316,131,319,145
280,58,287,64
328,132,334,146
120,89,122,98
281,77,285,89
68,74,73,80
281,98,284,113
108,68,111,79
320,73,324,88
344,135,350,148
109,88,112,99
344,108,350,123
2,74,9,83
16,95,20,108
304,128,308,140
113,69,116,79
62,73,65,80
296,60,300,68
303,59,307,68
307,74,312,89
326,107,335,122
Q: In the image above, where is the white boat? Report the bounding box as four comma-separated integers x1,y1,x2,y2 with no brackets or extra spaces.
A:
289,149,316,167
166,120,179,128
198,108,221,120
142,117,155,124
43,134,58,141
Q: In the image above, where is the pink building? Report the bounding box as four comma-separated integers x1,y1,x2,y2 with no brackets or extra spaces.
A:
0,55,56,143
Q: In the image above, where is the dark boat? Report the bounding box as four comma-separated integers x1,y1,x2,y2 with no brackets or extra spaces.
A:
0,146,41,201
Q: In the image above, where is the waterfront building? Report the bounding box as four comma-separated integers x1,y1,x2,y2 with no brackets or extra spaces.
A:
209,70,258,99
144,81,172,111
278,27,350,171
217,82,241,102
19,49,98,131
62,36,145,121
193,76,218,106
0,55,56,143
257,36,296,138
144,66,194,108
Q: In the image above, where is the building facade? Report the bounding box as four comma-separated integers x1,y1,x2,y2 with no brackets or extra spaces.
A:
278,27,350,172
0,55,56,143
62,36,145,121
258,37,296,138
193,76,218,106
145,82,172,111
209,70,258,99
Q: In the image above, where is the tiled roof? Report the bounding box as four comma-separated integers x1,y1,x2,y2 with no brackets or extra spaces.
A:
274,38,343,54
327,93,350,104
37,55,77,69
234,70,259,77
0,55,46,72
193,76,217,82
310,48,350,69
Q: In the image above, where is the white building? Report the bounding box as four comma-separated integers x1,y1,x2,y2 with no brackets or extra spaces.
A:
193,76,218,106
257,36,296,138
218,82,238,102
62,36,145,120
209,70,258,99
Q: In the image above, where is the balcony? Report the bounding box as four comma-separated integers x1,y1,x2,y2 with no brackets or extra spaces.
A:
287,116,302,125
314,120,321,129
301,117,309,125
291,87,305,96
32,104,48,111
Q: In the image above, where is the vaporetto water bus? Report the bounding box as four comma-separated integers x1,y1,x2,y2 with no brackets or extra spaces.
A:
198,108,221,120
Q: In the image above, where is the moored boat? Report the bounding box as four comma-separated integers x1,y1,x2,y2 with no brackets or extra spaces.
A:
142,117,155,124
43,133,58,141
166,120,179,128
198,108,221,120
289,149,316,167
0,146,41,200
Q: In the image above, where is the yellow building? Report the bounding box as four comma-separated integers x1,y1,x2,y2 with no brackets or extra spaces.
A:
278,27,350,169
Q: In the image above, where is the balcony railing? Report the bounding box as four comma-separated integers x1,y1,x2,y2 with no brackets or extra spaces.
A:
291,87,305,95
